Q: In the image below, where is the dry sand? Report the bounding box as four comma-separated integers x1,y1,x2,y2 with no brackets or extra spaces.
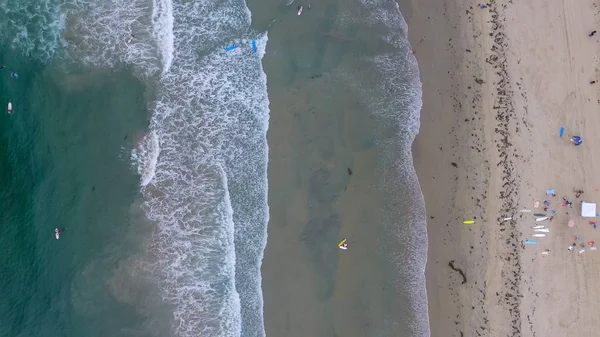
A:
406,0,600,335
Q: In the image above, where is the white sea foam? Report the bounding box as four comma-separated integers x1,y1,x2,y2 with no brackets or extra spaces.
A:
59,0,270,334
64,0,161,76
143,30,270,336
132,131,160,187
152,0,174,73
0,0,66,61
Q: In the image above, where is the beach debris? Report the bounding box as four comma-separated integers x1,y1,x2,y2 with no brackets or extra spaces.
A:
448,260,467,284
224,45,238,51
525,241,538,245
463,220,475,224
338,239,347,250
536,216,549,222
297,5,303,15
560,127,565,138
252,40,257,53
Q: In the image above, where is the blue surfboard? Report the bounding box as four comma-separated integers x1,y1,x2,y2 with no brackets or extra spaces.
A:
252,40,257,53
525,241,538,245
559,127,565,138
225,45,238,51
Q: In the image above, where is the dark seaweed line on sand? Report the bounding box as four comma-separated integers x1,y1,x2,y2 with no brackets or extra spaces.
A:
488,0,524,336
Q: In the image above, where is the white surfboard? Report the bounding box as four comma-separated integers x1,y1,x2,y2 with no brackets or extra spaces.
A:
535,228,550,233
532,234,546,237
536,216,549,222
7,102,12,114
520,209,532,213
533,225,545,229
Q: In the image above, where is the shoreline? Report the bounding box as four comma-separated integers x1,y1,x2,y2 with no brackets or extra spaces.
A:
406,0,600,335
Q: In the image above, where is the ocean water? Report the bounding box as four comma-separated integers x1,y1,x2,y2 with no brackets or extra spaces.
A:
0,0,427,337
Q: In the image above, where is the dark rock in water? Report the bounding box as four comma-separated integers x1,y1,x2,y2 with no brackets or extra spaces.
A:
347,168,352,175
451,162,458,168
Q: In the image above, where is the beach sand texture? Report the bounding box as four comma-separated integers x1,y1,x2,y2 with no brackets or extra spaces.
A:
407,0,600,335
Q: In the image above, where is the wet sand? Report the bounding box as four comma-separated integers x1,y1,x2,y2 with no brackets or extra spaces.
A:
406,0,600,335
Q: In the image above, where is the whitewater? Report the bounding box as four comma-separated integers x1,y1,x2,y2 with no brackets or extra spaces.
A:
60,0,271,335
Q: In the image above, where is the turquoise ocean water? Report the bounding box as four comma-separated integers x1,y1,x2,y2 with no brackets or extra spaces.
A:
0,0,428,336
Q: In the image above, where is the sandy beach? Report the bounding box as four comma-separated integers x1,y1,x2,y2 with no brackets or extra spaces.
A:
406,0,600,335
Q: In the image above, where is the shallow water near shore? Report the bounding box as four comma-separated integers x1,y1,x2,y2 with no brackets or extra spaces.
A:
247,0,429,335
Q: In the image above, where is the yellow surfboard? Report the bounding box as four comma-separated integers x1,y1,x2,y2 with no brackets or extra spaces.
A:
463,220,475,224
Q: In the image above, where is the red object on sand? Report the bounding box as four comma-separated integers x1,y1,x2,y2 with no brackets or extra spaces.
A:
589,241,595,246
590,222,596,225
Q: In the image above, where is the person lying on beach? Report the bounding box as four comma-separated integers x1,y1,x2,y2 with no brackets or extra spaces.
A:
570,136,582,146
590,30,597,37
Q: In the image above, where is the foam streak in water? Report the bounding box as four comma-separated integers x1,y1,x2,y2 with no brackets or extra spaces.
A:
152,0,175,73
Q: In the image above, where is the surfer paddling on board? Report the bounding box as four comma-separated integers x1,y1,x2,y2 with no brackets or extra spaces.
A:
10,73,18,79
127,34,135,43
55,228,64,240
7,102,12,114
297,4,303,15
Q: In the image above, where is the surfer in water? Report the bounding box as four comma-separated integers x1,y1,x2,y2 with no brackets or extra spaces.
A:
10,72,18,79
55,228,64,239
